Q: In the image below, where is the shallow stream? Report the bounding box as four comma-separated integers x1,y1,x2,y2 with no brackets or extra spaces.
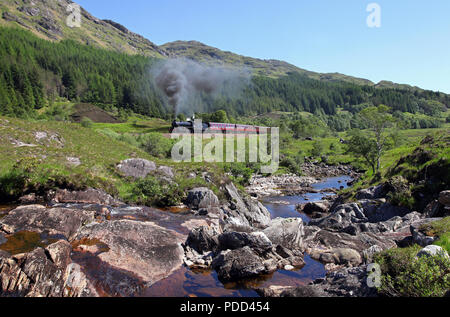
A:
0,176,352,297
141,175,353,297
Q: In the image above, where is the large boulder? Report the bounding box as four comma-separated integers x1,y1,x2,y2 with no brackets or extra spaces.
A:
73,220,185,286
263,218,304,250
186,188,220,210
439,190,450,207
305,227,397,265
217,231,273,252
117,158,156,179
417,245,450,260
185,226,220,254
342,212,423,237
211,246,278,282
224,183,271,228
317,248,362,266
356,184,390,200
157,165,175,180
244,197,272,228
361,201,410,223
309,202,366,232
298,201,330,218
0,205,95,240
410,218,442,247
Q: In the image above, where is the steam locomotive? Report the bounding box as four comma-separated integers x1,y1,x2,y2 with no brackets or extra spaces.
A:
170,120,267,134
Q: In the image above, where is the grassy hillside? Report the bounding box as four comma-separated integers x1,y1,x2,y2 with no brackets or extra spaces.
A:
0,115,233,205
161,40,375,84
0,115,151,199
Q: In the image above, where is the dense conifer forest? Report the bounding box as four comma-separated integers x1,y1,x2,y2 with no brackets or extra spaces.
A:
0,27,448,124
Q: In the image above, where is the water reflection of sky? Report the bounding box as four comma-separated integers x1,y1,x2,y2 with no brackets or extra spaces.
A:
312,176,353,191
262,176,353,223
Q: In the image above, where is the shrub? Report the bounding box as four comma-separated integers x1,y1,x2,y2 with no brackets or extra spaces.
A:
80,117,93,128
311,140,325,157
131,176,182,207
224,163,255,186
280,156,301,175
139,133,174,159
0,169,28,201
0,157,118,201
0,157,40,200
374,246,450,297
387,191,415,209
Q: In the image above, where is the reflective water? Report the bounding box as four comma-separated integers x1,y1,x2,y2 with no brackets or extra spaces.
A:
142,176,352,297
0,231,62,255
0,177,350,297
262,176,353,223
142,255,326,298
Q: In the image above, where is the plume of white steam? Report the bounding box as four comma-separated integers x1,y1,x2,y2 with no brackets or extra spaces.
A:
152,58,252,116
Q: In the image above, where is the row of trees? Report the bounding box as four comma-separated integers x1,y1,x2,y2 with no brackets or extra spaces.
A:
0,27,448,120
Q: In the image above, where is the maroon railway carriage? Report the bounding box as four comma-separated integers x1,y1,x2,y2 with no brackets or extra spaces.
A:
170,121,268,134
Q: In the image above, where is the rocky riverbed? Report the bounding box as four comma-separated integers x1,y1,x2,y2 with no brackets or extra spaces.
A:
1,161,449,297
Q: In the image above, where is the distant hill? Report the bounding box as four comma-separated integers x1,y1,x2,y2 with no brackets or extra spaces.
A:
161,40,374,85
0,0,419,89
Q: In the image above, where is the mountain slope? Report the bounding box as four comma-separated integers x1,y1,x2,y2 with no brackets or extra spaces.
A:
0,0,377,86
161,40,374,85
0,0,446,93
0,0,166,57
1,0,449,120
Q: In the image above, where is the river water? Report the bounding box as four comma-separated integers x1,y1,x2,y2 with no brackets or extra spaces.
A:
141,175,353,297
262,176,353,223
0,177,352,297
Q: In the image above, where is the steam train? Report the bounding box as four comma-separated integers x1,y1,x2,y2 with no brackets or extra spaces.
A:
170,120,268,134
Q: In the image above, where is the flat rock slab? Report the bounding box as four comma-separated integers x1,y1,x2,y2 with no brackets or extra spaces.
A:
0,205,95,240
74,220,185,286
305,227,397,264
110,205,213,236
52,188,122,206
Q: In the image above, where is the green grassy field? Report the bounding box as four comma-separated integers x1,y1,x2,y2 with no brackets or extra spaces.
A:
1,106,449,205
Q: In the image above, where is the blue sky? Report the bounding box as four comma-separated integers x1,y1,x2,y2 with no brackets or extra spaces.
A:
76,0,450,93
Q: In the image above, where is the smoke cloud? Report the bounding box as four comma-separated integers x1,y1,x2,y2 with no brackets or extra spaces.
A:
152,58,252,116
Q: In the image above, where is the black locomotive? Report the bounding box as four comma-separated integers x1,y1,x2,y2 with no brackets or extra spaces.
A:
170,120,266,134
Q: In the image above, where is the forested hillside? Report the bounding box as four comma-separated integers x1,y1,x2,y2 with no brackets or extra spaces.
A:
0,27,449,123
0,0,165,57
